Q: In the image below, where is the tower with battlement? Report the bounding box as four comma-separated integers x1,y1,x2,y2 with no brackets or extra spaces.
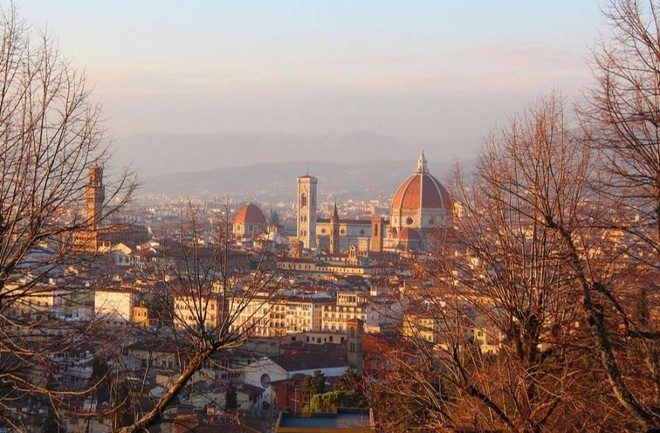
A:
86,165,105,231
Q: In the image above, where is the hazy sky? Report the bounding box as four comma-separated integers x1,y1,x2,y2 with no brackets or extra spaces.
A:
18,1,606,159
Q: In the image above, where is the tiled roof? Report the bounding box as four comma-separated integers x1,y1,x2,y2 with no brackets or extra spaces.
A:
271,350,348,372
392,172,451,211
234,203,267,225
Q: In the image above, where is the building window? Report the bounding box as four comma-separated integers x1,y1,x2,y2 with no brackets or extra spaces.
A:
406,217,414,225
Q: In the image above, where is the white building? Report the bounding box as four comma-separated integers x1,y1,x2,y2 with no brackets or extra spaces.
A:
244,351,350,407
94,288,137,324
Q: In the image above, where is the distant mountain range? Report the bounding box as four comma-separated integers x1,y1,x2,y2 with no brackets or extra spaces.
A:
138,159,469,201
111,131,472,199
112,131,416,178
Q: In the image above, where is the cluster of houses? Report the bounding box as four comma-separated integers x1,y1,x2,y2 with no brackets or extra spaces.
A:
2,235,506,432
0,160,508,432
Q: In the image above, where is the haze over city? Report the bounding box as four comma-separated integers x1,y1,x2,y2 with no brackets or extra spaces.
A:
20,1,604,173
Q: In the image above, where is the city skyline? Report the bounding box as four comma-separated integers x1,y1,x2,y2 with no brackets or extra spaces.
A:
1,1,658,430
18,1,604,160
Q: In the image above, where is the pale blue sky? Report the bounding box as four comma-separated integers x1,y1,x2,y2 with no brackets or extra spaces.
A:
17,1,605,158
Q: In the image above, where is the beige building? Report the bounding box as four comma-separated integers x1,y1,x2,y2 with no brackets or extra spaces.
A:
277,248,381,276
2,280,58,317
402,309,440,344
174,293,226,331
132,304,149,327
269,298,288,336
228,294,273,336
321,291,367,332
316,218,373,252
125,338,182,372
284,296,329,333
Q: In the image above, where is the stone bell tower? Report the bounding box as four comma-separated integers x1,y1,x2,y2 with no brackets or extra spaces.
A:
86,165,105,230
296,174,317,249
346,318,364,374
73,165,106,253
329,203,339,255
370,215,384,253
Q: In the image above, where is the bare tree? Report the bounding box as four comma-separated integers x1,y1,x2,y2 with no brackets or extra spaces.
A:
388,92,658,432
388,95,608,432
387,0,660,429
0,4,135,429
455,92,654,431
113,205,281,432
578,0,660,427
581,0,660,266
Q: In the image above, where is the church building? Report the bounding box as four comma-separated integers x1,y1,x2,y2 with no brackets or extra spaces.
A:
296,151,452,253
232,202,268,239
387,150,453,250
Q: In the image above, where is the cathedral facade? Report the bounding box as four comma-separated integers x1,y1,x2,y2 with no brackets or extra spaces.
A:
296,151,452,253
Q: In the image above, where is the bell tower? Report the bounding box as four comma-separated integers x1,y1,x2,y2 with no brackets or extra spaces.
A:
346,318,364,374
329,202,339,254
86,165,105,230
296,174,317,249
370,214,383,253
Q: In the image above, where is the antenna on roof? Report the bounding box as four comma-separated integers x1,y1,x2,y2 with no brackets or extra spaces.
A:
306,162,309,176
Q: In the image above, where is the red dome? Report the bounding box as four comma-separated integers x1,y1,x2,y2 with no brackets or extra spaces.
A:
392,152,451,214
392,172,451,210
234,203,267,225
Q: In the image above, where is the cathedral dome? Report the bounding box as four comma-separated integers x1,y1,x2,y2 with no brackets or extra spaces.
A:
391,151,452,213
234,203,267,225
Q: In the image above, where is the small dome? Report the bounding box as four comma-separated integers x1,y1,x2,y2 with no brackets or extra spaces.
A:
234,203,267,225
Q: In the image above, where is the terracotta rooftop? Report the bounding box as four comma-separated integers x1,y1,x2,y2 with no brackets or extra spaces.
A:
391,172,451,211
234,203,267,225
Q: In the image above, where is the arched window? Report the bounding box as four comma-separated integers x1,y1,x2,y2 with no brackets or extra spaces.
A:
301,193,307,207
